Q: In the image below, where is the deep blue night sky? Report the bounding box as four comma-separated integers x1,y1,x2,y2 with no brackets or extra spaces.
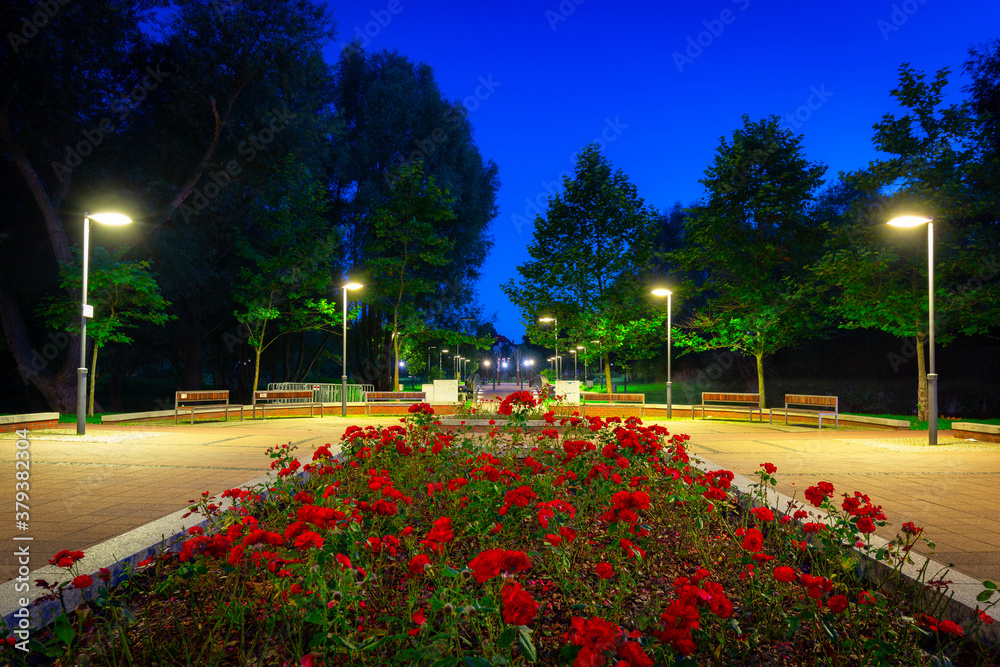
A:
322,0,1000,340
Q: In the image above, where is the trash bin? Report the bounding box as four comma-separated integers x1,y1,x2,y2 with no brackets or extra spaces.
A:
612,384,618,392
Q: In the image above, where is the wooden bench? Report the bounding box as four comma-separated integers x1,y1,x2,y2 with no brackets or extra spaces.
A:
770,394,839,428
693,392,764,422
581,392,645,405
252,390,324,419
366,391,427,402
174,390,243,425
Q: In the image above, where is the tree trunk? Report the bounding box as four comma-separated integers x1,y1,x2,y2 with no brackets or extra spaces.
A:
88,344,99,417
914,333,928,421
251,345,263,398
604,354,612,392
755,353,766,409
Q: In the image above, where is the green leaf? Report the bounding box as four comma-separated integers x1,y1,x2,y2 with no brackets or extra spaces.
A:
462,657,495,667
498,626,517,649
983,580,997,590
53,614,76,645
430,658,459,667
517,626,538,663
977,590,995,602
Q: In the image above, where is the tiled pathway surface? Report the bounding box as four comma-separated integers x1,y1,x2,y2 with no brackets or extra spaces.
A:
681,424,1000,584
2,416,999,587
0,418,397,582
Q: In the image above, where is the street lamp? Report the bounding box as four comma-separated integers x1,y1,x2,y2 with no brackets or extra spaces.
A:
427,347,435,382
571,349,578,380
539,316,559,378
440,348,448,372
577,346,587,386
341,282,363,417
652,288,673,418
78,212,132,435
888,215,937,446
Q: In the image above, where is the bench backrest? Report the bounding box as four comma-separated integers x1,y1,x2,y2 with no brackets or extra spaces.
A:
785,394,838,411
367,391,426,400
582,393,644,402
702,392,760,404
254,390,314,403
175,390,228,407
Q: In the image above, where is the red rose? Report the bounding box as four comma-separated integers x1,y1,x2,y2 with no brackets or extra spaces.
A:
408,554,430,576
827,594,848,613
759,462,777,474
902,521,923,536
741,528,764,553
596,562,614,579
501,582,538,625
569,616,619,651
938,620,963,637
72,574,93,589
750,507,774,522
49,550,85,568
616,640,653,667
856,516,876,534
804,481,835,507
773,566,796,582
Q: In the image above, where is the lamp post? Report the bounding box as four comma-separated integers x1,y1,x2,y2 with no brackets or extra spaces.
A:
523,359,533,390
577,346,587,387
341,282,363,417
591,340,602,389
888,216,937,446
571,349,578,380
652,288,673,419
427,347,435,382
539,316,558,378
440,349,448,372
78,212,132,435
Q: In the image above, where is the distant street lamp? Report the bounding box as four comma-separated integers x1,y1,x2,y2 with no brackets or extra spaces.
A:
341,282,363,417
571,349,578,380
523,359,534,390
78,212,132,435
652,288,673,418
539,316,559,378
888,215,937,446
440,348,448,372
577,346,587,386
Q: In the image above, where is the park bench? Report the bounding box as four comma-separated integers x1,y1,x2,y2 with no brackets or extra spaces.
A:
770,394,839,428
252,390,324,420
174,390,243,425
581,392,645,406
693,392,764,422
366,391,427,402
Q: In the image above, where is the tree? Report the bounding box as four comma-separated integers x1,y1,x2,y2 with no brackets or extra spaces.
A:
368,161,456,391
502,144,661,389
39,247,171,415
233,158,339,396
817,65,1000,420
672,115,829,408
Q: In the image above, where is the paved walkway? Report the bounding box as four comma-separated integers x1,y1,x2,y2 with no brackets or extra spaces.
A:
2,416,998,585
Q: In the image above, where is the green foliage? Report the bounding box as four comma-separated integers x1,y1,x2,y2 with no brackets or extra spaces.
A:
502,144,663,385
672,115,829,406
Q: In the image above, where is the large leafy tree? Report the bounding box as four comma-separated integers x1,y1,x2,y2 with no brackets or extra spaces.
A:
39,247,172,415
233,158,339,397
816,65,1000,420
672,115,829,408
331,47,498,388
369,161,456,391
502,143,661,389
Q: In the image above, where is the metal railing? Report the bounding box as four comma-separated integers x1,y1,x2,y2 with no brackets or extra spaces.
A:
267,382,374,403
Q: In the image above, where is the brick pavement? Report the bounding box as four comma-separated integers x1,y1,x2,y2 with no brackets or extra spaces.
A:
2,415,998,587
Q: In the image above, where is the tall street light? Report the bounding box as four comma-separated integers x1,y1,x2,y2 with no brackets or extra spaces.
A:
341,282,363,417
78,212,132,435
888,215,937,446
440,348,448,372
577,346,587,386
523,359,533,390
652,288,673,419
571,349,578,380
539,316,558,377
427,346,435,383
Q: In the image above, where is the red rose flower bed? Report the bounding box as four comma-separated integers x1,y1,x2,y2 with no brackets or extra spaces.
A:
9,411,999,666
